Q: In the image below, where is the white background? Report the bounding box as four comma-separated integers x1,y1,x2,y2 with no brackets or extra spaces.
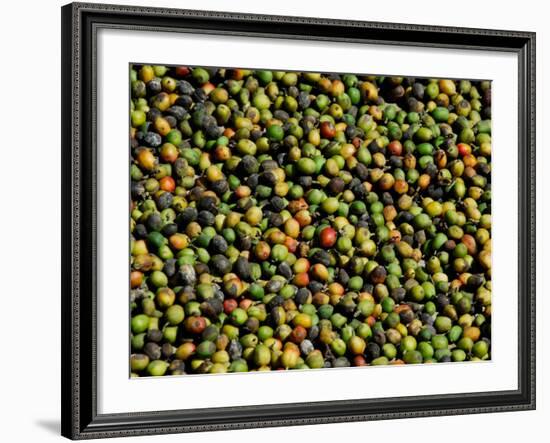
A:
98,29,518,414
0,0,547,441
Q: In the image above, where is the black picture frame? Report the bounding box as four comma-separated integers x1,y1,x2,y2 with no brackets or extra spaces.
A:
61,2,536,439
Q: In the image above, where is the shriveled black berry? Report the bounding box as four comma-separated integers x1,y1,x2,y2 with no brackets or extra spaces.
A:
210,255,231,275
144,342,162,360
197,210,215,226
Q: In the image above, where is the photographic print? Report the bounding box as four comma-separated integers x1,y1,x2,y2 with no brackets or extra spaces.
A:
129,65,492,377
62,4,535,438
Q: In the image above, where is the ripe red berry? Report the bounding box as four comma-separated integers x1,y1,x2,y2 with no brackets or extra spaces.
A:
457,143,472,156
387,140,403,156
319,227,337,248
320,121,336,139
223,299,238,314
175,66,190,77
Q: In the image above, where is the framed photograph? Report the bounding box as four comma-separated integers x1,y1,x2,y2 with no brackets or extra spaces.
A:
61,2,536,439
